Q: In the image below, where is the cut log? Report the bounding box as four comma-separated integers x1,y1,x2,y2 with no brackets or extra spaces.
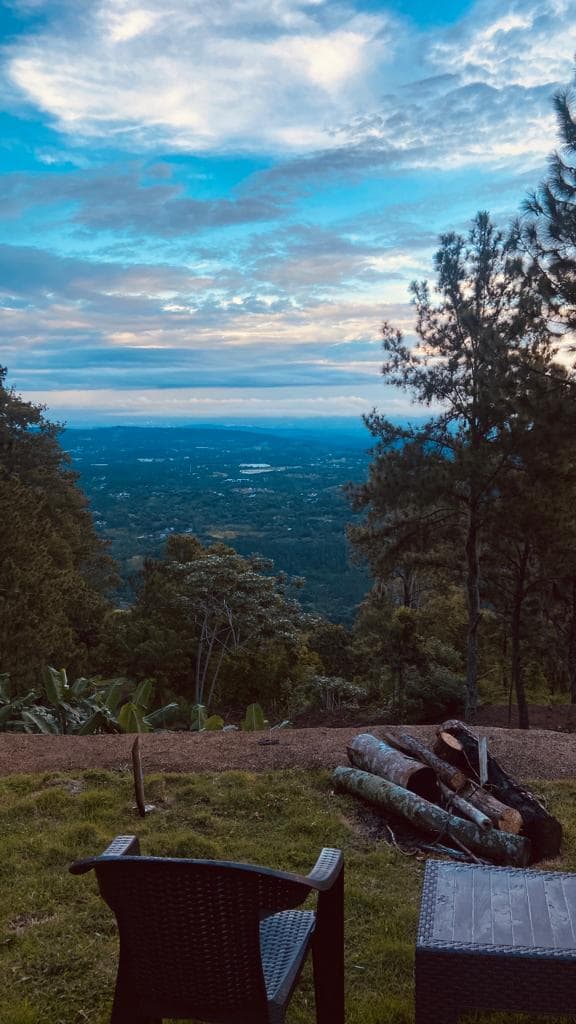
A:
333,767,531,867
384,730,521,833
381,731,468,792
438,781,493,832
458,781,522,835
436,720,562,861
347,734,439,802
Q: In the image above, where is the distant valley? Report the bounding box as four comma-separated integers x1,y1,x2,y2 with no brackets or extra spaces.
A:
64,423,372,623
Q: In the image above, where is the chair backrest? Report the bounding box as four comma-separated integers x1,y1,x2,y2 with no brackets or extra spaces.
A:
93,856,311,1022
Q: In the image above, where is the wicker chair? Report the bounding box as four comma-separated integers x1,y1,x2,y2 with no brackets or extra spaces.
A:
70,835,344,1024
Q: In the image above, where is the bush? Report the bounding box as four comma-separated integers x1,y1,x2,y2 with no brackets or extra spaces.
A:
299,675,368,713
401,665,465,723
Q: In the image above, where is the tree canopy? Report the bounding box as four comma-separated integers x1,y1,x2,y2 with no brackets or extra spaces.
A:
0,368,115,688
348,212,575,721
100,533,314,709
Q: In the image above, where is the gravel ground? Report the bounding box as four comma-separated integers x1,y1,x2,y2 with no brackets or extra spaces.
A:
0,724,574,779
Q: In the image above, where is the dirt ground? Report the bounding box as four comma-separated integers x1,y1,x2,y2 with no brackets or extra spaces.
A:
0,723,574,780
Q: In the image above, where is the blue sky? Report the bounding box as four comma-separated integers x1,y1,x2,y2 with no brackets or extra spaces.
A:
1,0,575,423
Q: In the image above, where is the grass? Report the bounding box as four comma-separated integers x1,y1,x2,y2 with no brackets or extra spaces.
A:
0,769,574,1024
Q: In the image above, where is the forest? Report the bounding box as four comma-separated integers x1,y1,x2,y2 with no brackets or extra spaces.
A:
3,71,576,732
63,422,372,623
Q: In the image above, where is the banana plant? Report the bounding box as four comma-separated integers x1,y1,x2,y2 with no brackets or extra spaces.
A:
41,667,91,734
78,678,181,735
0,675,39,732
189,701,289,734
240,702,267,731
0,668,182,735
190,703,225,732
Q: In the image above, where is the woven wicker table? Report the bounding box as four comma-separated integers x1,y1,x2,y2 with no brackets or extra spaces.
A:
416,859,576,1023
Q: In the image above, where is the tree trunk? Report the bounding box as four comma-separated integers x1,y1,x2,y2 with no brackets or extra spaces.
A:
333,767,531,866
510,542,530,730
568,577,576,705
347,734,438,801
380,732,468,792
436,720,562,860
465,506,481,720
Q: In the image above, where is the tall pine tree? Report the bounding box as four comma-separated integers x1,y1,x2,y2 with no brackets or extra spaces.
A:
349,213,560,719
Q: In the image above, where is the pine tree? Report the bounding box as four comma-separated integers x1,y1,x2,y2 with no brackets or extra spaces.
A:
349,213,559,719
524,69,576,322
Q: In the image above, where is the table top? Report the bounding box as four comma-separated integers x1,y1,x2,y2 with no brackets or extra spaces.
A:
417,860,576,957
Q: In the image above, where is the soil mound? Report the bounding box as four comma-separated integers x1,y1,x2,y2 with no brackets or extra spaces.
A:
0,724,573,780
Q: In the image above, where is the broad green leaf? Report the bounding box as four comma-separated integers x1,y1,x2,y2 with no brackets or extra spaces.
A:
133,679,153,710
0,702,17,724
21,708,60,734
70,677,92,698
76,709,114,735
44,666,67,706
204,714,225,731
0,674,11,702
0,690,38,728
241,703,266,731
143,703,182,729
103,679,125,714
271,719,291,730
117,702,151,734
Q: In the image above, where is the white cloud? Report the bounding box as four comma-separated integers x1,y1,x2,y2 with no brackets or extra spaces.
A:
103,5,161,43
4,0,575,170
6,0,389,153
430,0,576,89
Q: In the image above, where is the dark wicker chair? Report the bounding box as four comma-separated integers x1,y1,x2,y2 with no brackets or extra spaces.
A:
70,835,344,1024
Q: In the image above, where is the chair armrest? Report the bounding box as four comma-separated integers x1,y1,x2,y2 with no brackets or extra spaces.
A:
69,834,141,875
306,848,343,891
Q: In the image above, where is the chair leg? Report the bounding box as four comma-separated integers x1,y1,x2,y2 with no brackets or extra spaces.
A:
312,867,345,1024
312,940,344,1024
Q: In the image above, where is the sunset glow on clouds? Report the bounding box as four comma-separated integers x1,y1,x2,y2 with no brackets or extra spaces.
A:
1,0,575,421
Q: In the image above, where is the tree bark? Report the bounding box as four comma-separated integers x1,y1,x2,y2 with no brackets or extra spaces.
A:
436,720,562,860
347,734,438,801
510,541,530,730
568,577,576,705
465,506,481,721
380,732,468,792
333,767,531,866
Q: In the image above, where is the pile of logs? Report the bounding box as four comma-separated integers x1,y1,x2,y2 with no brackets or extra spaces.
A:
333,720,562,866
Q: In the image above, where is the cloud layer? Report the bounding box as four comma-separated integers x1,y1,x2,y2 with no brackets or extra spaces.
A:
1,0,576,420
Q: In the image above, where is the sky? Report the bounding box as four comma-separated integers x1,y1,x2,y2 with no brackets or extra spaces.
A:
1,0,576,425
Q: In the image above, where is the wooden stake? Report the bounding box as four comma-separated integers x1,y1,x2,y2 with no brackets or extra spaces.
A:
131,736,155,817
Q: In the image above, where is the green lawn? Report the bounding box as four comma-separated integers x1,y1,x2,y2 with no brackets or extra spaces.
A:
0,769,574,1024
